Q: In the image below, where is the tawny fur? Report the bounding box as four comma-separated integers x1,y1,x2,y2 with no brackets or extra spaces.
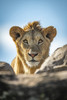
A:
10,21,57,74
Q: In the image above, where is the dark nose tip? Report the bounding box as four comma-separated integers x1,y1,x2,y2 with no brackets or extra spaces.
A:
28,53,38,58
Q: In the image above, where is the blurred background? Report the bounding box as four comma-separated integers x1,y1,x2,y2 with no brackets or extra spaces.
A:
0,0,67,64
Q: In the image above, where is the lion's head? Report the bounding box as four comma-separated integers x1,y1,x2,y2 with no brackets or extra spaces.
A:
10,21,57,72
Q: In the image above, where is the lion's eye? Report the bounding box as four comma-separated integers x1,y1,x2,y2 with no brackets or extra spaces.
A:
38,39,43,45
23,39,28,44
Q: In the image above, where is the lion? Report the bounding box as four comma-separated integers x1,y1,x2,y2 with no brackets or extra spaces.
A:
9,21,57,74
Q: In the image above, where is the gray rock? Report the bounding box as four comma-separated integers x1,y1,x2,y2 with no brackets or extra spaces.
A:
35,44,67,74
0,62,15,75
0,70,67,100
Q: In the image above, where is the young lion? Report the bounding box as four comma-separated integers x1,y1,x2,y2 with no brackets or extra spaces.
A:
9,21,57,74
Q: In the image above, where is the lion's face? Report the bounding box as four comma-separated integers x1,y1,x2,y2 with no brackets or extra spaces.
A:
19,30,50,67
10,21,57,68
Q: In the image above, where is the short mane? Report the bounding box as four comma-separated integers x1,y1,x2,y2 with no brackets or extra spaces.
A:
23,21,43,33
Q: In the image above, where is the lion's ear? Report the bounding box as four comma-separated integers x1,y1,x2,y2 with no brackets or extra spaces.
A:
44,26,57,42
9,26,24,41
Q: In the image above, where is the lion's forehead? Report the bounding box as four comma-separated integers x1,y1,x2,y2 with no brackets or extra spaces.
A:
22,30,44,41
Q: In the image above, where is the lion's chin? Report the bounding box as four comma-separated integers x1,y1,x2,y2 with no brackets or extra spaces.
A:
26,61,40,68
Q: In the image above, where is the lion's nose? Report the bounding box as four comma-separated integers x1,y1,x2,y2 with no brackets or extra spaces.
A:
28,53,38,58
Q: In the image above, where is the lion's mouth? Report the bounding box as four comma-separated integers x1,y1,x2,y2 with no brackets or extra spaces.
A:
26,59,40,67
29,59,38,62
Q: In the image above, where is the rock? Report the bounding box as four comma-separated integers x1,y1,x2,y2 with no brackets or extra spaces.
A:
0,70,67,100
35,44,67,74
0,62,15,75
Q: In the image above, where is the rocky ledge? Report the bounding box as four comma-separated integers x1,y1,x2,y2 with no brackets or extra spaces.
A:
0,44,67,100
35,44,67,74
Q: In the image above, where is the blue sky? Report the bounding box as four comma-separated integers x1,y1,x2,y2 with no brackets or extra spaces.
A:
0,0,67,64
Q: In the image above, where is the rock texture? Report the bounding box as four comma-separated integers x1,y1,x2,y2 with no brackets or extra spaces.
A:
0,70,67,100
0,62,15,75
35,44,67,74
0,44,67,100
